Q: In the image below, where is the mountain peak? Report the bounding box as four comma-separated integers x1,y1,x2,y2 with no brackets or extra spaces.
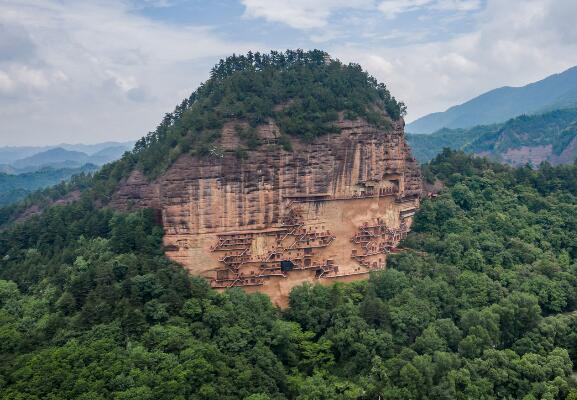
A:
407,65,577,133
130,49,406,177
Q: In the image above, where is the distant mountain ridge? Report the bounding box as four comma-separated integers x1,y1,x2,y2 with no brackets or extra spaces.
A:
0,141,134,173
0,141,133,206
0,141,134,166
12,148,89,169
407,66,577,133
11,146,129,171
0,164,98,206
408,108,577,165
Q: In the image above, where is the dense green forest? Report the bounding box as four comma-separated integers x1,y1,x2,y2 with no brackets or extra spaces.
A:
408,125,499,163
408,108,577,164
1,150,577,399
0,164,98,206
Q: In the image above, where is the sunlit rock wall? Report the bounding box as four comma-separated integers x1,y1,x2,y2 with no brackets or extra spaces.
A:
112,116,421,306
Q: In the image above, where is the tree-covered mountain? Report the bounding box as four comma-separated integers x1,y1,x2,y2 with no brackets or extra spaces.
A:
1,150,577,398
128,49,405,178
409,108,577,165
0,164,99,206
407,66,577,133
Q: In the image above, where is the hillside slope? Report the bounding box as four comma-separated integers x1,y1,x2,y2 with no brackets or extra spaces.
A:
409,108,577,165
1,151,577,398
407,66,577,133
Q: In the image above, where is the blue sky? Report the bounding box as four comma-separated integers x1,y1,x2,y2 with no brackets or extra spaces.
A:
1,0,577,145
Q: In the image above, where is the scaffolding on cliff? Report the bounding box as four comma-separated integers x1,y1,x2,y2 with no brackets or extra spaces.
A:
350,218,409,265
210,203,337,288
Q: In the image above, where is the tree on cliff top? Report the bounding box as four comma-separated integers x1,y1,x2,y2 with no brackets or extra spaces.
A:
0,50,407,225
130,49,406,177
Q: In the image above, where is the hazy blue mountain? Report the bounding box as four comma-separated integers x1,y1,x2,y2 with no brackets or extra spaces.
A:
12,148,89,170
407,66,577,133
58,141,134,155
0,165,16,174
0,141,133,205
0,141,134,167
87,145,130,165
0,146,48,164
408,108,577,165
0,142,133,174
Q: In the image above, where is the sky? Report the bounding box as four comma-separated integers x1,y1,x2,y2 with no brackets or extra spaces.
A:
1,0,577,146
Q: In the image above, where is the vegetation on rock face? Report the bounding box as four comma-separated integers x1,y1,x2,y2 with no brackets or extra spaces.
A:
2,149,577,398
130,49,406,177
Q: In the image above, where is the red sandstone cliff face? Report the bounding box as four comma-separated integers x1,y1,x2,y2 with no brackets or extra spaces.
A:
111,116,421,306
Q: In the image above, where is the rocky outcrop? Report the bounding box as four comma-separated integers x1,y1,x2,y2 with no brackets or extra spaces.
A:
111,116,421,306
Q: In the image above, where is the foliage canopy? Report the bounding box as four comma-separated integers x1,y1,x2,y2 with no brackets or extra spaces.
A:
1,150,577,398
409,108,577,164
131,49,406,177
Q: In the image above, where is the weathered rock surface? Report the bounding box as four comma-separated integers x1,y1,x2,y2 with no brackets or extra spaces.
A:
111,116,421,306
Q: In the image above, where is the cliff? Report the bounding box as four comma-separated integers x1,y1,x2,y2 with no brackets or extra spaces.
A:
112,115,421,306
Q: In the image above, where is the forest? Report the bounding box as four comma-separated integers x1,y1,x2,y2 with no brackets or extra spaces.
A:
0,164,98,207
408,108,577,164
1,150,577,399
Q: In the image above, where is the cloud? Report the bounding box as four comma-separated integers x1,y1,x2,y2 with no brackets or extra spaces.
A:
0,71,15,93
432,0,482,12
377,0,431,19
2,0,577,145
332,0,577,121
378,0,481,18
241,0,374,29
241,0,481,28
0,0,258,145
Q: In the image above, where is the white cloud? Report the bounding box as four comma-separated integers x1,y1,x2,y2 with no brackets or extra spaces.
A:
377,0,481,18
378,0,431,19
432,0,482,12
0,0,258,145
241,0,482,26
0,71,15,93
332,0,577,121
